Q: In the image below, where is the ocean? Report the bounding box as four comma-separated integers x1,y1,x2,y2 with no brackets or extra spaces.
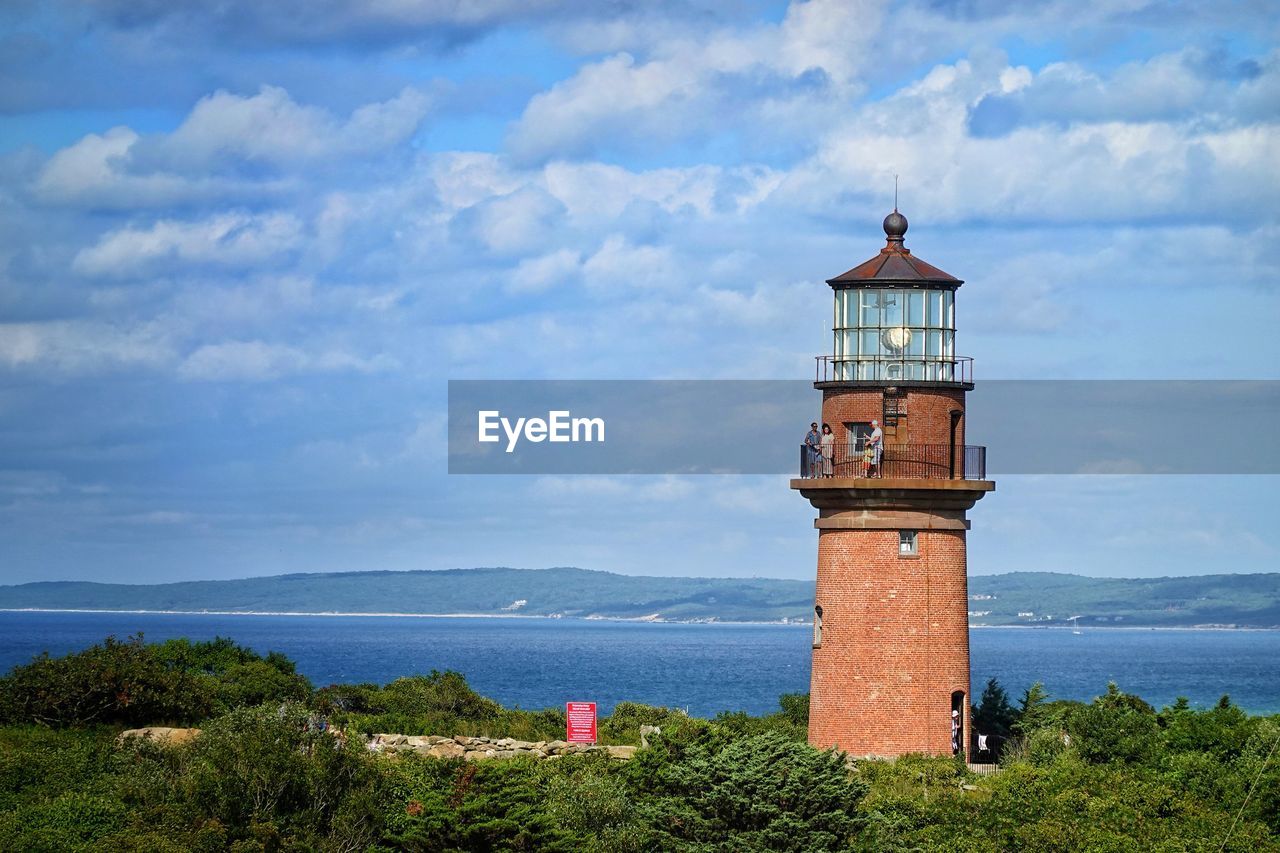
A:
0,611,1276,717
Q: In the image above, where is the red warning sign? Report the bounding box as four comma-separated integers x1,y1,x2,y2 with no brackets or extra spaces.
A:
566,701,597,744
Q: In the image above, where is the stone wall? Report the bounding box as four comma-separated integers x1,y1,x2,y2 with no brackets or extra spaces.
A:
367,733,637,761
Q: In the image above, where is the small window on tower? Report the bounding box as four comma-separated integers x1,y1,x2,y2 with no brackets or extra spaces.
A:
899,530,918,557
813,605,823,648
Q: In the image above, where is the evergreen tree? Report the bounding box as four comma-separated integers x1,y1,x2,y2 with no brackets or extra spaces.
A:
1014,681,1050,735
973,677,1016,740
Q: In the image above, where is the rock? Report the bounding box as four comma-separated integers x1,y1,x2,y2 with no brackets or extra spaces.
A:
377,734,408,746
118,727,200,748
454,735,473,746
427,742,466,759
545,740,568,752
406,736,432,748
606,746,638,760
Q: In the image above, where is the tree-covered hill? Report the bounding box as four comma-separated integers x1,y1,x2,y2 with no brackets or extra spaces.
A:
966,571,1280,628
0,567,1278,627
0,567,813,622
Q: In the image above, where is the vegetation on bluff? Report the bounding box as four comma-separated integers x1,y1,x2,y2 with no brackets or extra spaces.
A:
0,635,1277,851
3,567,1279,626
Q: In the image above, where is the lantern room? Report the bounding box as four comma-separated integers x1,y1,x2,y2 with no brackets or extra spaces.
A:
821,209,969,385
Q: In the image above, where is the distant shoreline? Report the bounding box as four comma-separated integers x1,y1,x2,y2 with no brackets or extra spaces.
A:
0,608,1276,631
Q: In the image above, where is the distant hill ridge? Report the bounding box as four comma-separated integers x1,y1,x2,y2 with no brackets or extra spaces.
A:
1,568,1277,628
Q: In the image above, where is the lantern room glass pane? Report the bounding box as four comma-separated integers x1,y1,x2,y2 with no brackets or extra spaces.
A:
861,330,880,356
927,330,942,357
883,290,903,326
927,291,944,327
944,290,954,328
860,290,881,325
907,290,924,326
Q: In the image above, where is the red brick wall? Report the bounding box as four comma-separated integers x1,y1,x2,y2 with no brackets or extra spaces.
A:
820,387,966,448
809,526,971,758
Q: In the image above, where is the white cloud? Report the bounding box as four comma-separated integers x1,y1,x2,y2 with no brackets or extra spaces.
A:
508,249,581,294
34,86,429,207
178,340,395,381
0,320,173,374
507,0,881,162
34,127,202,207
780,53,1280,224
151,85,430,171
582,235,676,291
470,186,564,253
73,211,304,277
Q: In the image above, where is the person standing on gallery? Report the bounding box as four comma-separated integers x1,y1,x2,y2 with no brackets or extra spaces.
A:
805,422,822,479
820,423,835,477
868,419,884,478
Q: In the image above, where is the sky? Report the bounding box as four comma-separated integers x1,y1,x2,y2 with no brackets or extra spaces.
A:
0,0,1277,585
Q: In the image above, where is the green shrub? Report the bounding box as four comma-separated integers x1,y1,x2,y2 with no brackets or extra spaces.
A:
380,671,502,719
777,692,810,726
0,790,127,851
383,755,581,851
0,636,215,726
544,753,643,852
182,702,385,848
1066,683,1159,765
641,732,867,851
599,701,692,744
214,660,312,712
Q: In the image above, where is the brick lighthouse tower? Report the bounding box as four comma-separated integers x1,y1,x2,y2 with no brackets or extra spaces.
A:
791,209,994,760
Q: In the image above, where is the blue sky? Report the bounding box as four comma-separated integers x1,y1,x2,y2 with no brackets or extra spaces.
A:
0,0,1277,585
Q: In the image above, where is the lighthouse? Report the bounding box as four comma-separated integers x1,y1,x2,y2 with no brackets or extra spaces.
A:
792,209,994,760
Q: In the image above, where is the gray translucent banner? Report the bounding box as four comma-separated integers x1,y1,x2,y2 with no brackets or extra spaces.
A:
447,380,1280,475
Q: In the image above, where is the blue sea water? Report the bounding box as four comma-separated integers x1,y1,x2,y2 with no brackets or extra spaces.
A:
0,611,1276,717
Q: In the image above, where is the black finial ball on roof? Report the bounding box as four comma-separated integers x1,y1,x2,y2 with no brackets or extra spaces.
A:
883,210,908,240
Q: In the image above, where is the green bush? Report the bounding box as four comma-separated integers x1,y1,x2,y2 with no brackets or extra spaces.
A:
214,660,312,711
381,671,502,719
182,702,385,849
544,754,643,852
777,692,810,726
383,755,582,851
1066,683,1159,765
0,790,127,851
599,701,693,744
0,636,215,726
641,732,867,851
